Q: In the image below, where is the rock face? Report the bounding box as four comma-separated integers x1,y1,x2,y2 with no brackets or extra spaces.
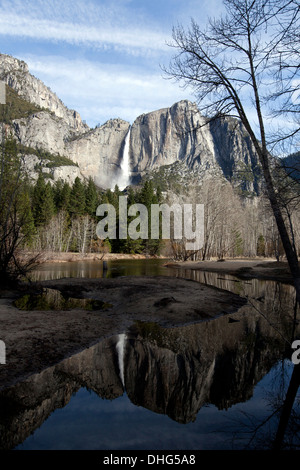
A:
0,54,86,133
13,111,71,156
130,100,261,193
209,117,261,193
65,119,130,188
0,53,261,191
130,100,218,174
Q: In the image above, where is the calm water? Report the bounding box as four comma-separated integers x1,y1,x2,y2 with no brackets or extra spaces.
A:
1,259,300,450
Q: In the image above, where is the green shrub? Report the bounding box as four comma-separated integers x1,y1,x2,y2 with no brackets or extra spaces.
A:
0,84,44,122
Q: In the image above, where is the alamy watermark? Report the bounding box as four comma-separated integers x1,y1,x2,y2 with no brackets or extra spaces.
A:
291,340,300,365
0,340,5,365
96,196,204,250
0,81,6,105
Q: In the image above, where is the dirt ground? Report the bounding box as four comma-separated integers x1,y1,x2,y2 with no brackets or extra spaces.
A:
165,259,295,283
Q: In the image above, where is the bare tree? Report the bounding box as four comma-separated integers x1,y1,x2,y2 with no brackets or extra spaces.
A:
70,215,96,255
164,0,300,302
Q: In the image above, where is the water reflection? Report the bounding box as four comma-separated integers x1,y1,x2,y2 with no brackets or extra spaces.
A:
29,259,172,281
13,288,113,311
0,259,299,450
1,298,299,449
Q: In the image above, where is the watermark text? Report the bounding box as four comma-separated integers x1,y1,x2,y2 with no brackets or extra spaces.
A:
0,340,6,364
291,340,300,365
96,196,204,250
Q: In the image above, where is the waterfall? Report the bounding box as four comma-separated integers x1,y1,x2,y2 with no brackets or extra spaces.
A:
116,333,126,388
117,127,131,190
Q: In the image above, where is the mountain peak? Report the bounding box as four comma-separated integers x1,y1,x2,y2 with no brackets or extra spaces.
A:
0,53,87,133
0,53,29,73
0,53,262,193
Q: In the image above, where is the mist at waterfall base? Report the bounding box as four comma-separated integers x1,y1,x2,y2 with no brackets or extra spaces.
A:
114,127,131,190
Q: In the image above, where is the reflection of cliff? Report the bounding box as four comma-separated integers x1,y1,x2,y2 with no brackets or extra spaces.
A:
124,275,298,421
0,279,298,449
0,336,123,450
0,372,79,451
124,313,287,423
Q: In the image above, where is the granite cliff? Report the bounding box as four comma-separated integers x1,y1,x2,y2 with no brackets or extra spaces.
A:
0,54,86,133
0,53,261,193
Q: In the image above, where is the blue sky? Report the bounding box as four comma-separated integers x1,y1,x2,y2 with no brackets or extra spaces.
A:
0,0,224,128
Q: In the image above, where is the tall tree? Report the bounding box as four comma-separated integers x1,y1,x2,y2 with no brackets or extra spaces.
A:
0,136,36,284
68,176,86,217
85,177,99,217
53,179,72,212
165,0,300,303
32,174,55,227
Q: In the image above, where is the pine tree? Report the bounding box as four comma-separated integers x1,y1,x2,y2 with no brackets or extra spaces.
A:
155,185,163,204
32,174,45,223
140,180,162,254
127,186,136,206
32,174,55,227
53,179,71,212
60,181,71,211
140,180,154,209
19,187,36,245
113,184,121,196
85,177,99,217
68,177,86,217
44,181,56,222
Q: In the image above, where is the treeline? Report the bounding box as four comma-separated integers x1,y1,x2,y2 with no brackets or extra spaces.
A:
98,181,163,255
171,177,300,261
2,137,299,276
22,171,300,260
28,174,164,255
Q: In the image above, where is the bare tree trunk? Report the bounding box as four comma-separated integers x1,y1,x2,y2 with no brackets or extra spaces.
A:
272,363,300,450
165,0,300,302
253,141,300,303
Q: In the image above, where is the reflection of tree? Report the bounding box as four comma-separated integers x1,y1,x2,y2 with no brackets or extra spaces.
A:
272,363,300,450
205,277,300,450
1,270,300,449
227,356,300,449
254,297,300,449
239,276,300,448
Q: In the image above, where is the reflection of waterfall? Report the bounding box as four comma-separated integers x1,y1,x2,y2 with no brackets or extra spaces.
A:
117,127,131,190
116,333,126,387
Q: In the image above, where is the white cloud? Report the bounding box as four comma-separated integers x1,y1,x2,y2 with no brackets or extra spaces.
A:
23,55,194,126
0,0,169,56
0,0,201,125
0,14,168,55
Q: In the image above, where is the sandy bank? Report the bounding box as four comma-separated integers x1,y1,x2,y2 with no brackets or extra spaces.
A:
27,251,166,264
165,259,295,284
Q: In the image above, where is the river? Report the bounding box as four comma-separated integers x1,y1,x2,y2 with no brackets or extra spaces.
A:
1,258,299,450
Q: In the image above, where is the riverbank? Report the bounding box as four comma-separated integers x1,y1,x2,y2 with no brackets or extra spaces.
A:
165,259,295,284
32,252,294,285
30,251,165,264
